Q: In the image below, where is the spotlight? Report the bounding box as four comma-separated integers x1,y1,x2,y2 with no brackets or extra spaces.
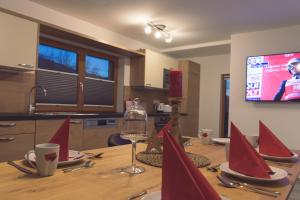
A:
155,31,162,39
165,35,173,43
144,24,152,34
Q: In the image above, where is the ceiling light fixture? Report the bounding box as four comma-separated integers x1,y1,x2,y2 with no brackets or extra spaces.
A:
144,22,173,43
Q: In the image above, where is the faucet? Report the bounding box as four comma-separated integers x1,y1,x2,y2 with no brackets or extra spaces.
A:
28,86,47,114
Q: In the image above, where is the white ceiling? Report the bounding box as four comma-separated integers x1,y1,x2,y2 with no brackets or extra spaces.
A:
30,0,300,57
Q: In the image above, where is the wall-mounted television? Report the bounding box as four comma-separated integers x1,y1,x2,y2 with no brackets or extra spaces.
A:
246,52,300,102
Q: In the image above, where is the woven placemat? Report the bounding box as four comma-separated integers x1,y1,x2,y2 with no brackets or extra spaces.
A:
136,151,211,168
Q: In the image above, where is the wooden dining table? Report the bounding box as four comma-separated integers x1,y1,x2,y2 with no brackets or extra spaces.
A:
0,138,299,200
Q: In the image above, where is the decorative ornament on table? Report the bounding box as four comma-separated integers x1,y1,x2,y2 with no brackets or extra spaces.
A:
144,69,184,153
137,70,211,168
145,128,163,153
167,97,186,147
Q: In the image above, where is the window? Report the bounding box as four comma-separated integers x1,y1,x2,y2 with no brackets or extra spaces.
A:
85,55,112,80
38,44,77,73
84,55,115,106
36,38,118,112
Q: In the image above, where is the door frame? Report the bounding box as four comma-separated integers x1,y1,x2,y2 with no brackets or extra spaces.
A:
219,74,230,138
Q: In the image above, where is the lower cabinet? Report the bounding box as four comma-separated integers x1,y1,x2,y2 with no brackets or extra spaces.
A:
0,120,35,162
0,116,161,162
36,119,83,151
82,117,156,150
82,119,122,150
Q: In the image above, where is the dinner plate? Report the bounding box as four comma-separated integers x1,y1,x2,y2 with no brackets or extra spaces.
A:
25,150,86,166
212,138,230,145
220,162,288,182
141,191,230,200
256,148,299,162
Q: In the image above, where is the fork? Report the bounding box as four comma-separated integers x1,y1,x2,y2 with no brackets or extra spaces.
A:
217,175,279,197
7,161,35,175
221,175,280,195
62,160,95,173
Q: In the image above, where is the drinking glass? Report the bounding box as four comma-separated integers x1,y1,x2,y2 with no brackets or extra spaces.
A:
120,98,148,174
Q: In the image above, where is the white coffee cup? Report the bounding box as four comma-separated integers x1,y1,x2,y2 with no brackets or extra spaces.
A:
27,143,59,177
245,135,259,148
199,129,213,144
225,141,230,161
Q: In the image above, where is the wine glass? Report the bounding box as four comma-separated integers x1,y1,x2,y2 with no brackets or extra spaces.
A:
120,98,148,174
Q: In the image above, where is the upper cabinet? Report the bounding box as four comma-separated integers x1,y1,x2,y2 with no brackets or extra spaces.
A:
0,11,38,70
130,49,178,89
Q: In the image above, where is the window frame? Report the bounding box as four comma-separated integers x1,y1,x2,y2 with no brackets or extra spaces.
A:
36,37,118,113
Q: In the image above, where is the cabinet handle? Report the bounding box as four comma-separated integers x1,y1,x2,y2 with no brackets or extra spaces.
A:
70,120,81,124
0,123,16,128
145,83,152,87
18,64,34,68
0,137,15,142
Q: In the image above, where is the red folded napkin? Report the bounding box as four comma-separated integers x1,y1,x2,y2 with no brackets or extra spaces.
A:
49,117,71,161
158,122,172,137
229,122,272,179
259,121,293,157
162,132,221,200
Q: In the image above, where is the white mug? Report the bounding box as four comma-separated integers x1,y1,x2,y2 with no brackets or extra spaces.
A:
199,129,213,144
245,135,259,148
27,143,59,177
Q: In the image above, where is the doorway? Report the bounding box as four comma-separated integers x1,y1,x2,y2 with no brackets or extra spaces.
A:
220,74,230,138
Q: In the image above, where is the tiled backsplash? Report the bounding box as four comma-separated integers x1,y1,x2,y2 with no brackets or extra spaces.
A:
123,86,169,113
0,71,34,113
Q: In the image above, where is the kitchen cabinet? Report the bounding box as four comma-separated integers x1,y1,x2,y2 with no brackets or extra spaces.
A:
0,116,160,162
130,49,178,89
178,60,200,137
0,120,35,162
36,119,84,150
82,118,122,150
0,11,38,70
82,117,155,150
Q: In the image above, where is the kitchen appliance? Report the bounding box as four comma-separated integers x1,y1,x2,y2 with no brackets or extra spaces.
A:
83,118,117,129
157,103,164,112
163,104,172,113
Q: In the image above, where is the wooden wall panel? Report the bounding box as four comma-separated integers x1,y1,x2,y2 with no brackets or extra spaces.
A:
178,60,200,137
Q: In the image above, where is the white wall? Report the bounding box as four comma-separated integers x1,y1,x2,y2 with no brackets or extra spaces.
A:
230,25,300,149
189,54,230,137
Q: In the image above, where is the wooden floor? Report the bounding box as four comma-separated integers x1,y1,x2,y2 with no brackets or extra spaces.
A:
289,179,300,200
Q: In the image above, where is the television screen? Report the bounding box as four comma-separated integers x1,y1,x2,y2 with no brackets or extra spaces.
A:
246,52,300,102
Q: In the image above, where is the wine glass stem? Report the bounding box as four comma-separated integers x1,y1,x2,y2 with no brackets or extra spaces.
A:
131,141,137,169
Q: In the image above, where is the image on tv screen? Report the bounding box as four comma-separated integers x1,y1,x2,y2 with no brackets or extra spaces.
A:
246,52,300,102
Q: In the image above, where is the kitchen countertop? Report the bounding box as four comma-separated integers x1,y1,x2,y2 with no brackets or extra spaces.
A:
0,112,182,121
